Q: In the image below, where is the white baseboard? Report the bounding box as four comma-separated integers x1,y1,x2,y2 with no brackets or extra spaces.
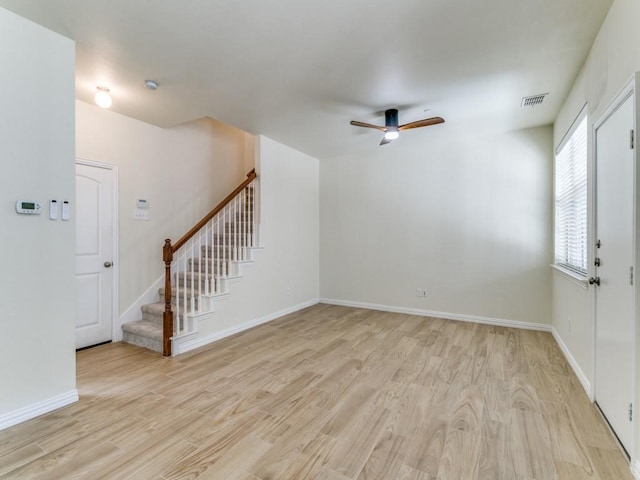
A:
172,298,320,355
319,298,552,332
0,390,78,431
551,327,592,399
118,275,164,334
631,460,640,480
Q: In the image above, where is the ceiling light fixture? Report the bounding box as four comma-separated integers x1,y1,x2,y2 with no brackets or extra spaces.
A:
94,86,112,108
144,80,159,90
384,129,399,141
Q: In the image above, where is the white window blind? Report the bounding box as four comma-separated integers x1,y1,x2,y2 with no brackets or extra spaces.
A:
554,114,588,276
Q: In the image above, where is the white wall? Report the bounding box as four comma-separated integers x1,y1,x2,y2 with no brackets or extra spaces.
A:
76,101,254,314
551,0,640,466
176,135,320,350
553,0,640,386
253,136,319,310
0,8,77,426
320,126,553,326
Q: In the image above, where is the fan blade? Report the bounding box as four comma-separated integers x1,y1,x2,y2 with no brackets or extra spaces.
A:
350,120,387,132
380,136,393,146
398,116,445,131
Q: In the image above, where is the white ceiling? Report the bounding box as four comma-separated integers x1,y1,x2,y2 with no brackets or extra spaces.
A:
0,0,612,158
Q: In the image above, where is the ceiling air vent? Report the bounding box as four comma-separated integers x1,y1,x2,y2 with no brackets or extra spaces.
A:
521,93,548,108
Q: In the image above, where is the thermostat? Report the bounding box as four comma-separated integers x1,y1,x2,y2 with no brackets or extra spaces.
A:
16,201,41,215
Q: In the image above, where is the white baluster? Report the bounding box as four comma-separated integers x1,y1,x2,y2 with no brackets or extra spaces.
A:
235,196,239,261
204,223,209,295
183,244,187,319
215,214,219,293
189,239,194,314
222,204,227,278
242,188,247,260
251,181,255,247
197,231,201,304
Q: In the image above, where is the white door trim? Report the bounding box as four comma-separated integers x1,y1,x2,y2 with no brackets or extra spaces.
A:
591,73,638,461
76,158,120,342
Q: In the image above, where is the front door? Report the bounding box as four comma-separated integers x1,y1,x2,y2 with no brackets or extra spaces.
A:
594,92,635,453
75,162,116,349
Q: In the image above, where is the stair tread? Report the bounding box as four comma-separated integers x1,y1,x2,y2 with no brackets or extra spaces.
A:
141,302,165,314
122,320,162,340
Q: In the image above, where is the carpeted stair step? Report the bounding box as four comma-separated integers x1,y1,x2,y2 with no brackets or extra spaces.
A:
199,245,239,257
201,245,250,258
175,271,220,290
211,233,255,244
224,222,254,233
187,257,230,274
141,302,167,325
159,287,201,308
142,301,195,324
122,320,162,353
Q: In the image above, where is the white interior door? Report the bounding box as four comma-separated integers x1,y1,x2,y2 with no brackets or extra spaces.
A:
594,92,635,453
75,162,115,349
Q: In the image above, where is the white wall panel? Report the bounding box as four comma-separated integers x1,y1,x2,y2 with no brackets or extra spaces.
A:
0,7,76,423
320,126,553,326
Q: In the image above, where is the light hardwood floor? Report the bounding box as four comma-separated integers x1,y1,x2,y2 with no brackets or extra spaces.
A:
0,304,632,479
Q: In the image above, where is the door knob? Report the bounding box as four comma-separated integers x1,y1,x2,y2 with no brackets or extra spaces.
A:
588,276,600,286
104,261,113,268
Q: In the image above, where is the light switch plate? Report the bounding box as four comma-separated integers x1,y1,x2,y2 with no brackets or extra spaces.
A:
133,209,150,221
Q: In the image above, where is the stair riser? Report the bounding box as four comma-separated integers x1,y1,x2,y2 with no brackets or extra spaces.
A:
232,204,254,211
188,261,231,275
211,234,255,244
201,246,252,259
158,288,202,309
143,308,192,325
122,331,162,353
201,245,250,255
224,224,255,233
188,257,228,267
174,275,221,290
142,310,163,325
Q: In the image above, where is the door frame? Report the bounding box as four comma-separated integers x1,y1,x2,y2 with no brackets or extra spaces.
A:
76,158,120,343
590,73,638,459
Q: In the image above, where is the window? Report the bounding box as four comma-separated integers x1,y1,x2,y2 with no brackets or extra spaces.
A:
554,113,588,276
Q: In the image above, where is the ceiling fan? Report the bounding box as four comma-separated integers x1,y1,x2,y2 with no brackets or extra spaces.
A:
350,108,445,145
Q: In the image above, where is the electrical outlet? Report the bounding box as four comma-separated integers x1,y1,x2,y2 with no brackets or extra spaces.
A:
416,288,427,297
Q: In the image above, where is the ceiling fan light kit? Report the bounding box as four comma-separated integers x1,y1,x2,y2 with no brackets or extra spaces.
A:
350,108,445,145
384,129,399,140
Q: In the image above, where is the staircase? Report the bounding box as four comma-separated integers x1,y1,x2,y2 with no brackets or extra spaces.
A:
122,171,257,355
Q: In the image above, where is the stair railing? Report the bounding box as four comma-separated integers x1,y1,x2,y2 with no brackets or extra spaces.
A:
162,169,257,356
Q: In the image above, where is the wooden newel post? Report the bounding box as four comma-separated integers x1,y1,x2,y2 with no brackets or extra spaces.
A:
163,239,174,356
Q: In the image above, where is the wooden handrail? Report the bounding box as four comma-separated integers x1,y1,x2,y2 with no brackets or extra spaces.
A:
162,168,256,356
172,169,256,253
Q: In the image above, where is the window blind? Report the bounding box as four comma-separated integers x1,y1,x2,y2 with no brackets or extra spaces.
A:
554,115,588,276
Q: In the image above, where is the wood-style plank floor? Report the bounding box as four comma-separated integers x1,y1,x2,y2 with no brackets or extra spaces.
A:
0,304,632,479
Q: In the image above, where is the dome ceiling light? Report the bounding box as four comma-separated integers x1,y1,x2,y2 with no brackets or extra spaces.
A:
94,86,112,108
